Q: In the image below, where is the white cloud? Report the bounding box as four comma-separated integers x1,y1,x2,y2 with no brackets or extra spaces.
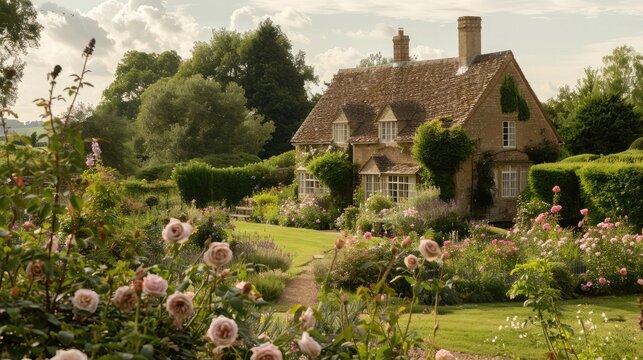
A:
14,0,208,121
228,6,311,43
311,47,364,90
346,23,395,39
411,45,447,60
247,0,643,21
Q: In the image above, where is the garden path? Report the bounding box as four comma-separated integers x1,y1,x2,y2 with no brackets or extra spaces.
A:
277,264,319,307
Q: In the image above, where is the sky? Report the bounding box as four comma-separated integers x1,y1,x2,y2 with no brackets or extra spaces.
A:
12,0,643,121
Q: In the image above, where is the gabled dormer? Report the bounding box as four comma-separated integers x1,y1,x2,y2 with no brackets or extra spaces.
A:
332,112,349,144
332,103,376,145
376,101,426,144
376,105,398,143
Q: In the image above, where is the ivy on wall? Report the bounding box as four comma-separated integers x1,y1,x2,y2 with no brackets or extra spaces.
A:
307,150,354,205
412,118,474,200
500,75,530,121
472,152,495,213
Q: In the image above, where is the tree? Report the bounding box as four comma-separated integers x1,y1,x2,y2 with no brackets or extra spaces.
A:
98,50,182,119
136,75,274,163
0,0,42,107
177,29,243,86
357,52,393,68
561,93,642,155
239,19,316,157
601,45,643,112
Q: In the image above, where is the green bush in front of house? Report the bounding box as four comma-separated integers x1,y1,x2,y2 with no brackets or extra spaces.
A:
528,162,584,226
412,119,473,200
560,154,601,163
307,151,353,206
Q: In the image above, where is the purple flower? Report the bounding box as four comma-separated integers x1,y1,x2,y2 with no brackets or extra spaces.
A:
91,138,101,160
85,155,95,167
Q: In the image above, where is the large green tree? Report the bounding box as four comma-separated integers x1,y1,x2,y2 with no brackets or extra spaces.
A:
0,0,42,107
177,29,243,85
560,93,642,155
136,75,274,163
98,50,182,119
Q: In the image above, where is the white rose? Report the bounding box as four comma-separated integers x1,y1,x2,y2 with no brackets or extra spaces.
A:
419,238,441,261
300,307,316,331
162,218,193,244
50,349,88,360
71,289,99,314
297,332,321,358
206,315,238,346
404,254,419,270
142,274,168,297
250,342,282,360
203,242,233,267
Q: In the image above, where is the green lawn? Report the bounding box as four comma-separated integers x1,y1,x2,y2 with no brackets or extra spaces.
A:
407,295,642,358
231,221,338,271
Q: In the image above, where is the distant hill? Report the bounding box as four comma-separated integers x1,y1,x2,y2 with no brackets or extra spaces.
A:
2,119,45,135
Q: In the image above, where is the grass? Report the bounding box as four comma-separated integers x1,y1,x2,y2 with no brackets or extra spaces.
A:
231,221,337,272
406,295,642,358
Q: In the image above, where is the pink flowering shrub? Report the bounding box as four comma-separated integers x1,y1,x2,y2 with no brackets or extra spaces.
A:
278,195,335,230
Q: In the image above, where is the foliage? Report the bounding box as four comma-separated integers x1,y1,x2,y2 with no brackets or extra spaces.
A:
629,136,643,150
412,119,474,199
177,29,243,85
230,233,292,273
364,193,394,214
357,52,393,67
500,75,530,120
262,150,296,168
560,93,642,155
307,151,353,205
577,162,643,228
524,140,560,164
136,163,175,180
593,148,643,163
137,75,274,163
197,152,261,168
472,153,495,213
560,153,600,163
278,195,336,230
0,0,42,106
245,270,288,302
335,206,360,230
528,163,584,226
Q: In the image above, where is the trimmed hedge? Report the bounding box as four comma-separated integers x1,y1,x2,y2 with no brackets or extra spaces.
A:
172,161,214,207
529,155,643,228
136,163,175,180
198,153,261,168
529,163,584,226
577,163,643,227
560,154,600,163
630,137,643,150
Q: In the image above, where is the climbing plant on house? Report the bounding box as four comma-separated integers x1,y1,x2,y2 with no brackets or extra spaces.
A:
412,118,473,200
307,150,353,206
500,75,530,121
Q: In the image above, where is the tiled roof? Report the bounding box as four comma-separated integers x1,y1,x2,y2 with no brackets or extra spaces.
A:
360,154,420,174
292,51,512,144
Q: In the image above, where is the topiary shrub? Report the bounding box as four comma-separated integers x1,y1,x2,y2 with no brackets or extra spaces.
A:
412,119,473,200
629,137,643,150
364,193,394,214
560,154,600,163
172,161,213,207
307,151,353,206
528,163,584,226
198,152,261,168
594,149,643,164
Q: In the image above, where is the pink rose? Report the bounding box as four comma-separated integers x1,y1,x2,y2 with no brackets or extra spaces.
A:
619,268,627,276
112,286,137,312
203,242,233,267
580,208,588,216
335,238,345,250
51,349,88,360
166,292,194,321
297,332,321,358
550,205,562,214
552,185,560,193
250,342,282,360
637,279,643,286
535,213,546,223
363,231,372,240
207,315,238,346
419,238,441,261
435,349,456,360
586,281,593,287
404,254,419,270
162,218,193,244
72,289,99,314
300,307,316,331
542,223,551,231
143,274,168,297
599,277,608,285
578,220,584,228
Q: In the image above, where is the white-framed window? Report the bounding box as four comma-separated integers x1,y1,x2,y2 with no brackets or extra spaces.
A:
503,121,516,148
379,121,397,143
501,165,518,198
333,122,349,143
363,175,381,200
298,172,326,195
383,175,415,202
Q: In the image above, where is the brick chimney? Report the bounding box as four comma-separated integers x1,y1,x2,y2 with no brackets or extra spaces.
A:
458,16,481,67
392,28,410,62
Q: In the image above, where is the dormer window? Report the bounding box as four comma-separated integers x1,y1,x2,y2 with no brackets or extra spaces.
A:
379,120,397,143
333,121,349,143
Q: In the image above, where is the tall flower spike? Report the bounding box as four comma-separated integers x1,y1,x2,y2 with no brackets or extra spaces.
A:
84,38,96,56
50,65,62,80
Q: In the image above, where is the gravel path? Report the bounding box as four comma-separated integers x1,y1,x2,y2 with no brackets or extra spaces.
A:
277,264,319,307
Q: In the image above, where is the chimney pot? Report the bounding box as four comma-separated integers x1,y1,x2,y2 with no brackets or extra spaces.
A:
458,16,482,67
392,28,410,62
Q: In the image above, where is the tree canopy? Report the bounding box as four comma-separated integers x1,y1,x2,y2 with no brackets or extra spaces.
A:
136,75,274,163
0,0,42,106
357,52,393,68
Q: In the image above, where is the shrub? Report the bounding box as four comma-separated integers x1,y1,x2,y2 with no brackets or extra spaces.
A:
231,233,292,272
364,193,394,214
629,136,643,150
412,119,473,199
524,140,560,164
335,206,360,230
172,161,213,207
144,195,159,209
550,262,577,299
251,190,281,223
354,211,385,235
577,163,643,228
246,270,289,302
263,150,296,168
307,151,353,205
198,152,261,168
428,212,469,243
529,163,583,226
560,153,600,163
136,163,175,180
594,149,643,163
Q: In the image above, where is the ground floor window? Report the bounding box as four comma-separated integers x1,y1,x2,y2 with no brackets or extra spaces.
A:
500,164,530,198
362,174,381,200
298,171,326,195
383,175,415,202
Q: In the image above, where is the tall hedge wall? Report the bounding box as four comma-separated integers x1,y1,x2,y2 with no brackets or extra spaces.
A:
529,163,584,226
529,155,643,228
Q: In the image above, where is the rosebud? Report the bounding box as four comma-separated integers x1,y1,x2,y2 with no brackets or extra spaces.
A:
340,292,349,304
335,238,345,250
241,282,253,294
132,279,144,294
402,236,411,248
10,287,19,298
135,266,147,280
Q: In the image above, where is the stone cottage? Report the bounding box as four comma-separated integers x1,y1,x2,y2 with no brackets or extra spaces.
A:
291,16,560,221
